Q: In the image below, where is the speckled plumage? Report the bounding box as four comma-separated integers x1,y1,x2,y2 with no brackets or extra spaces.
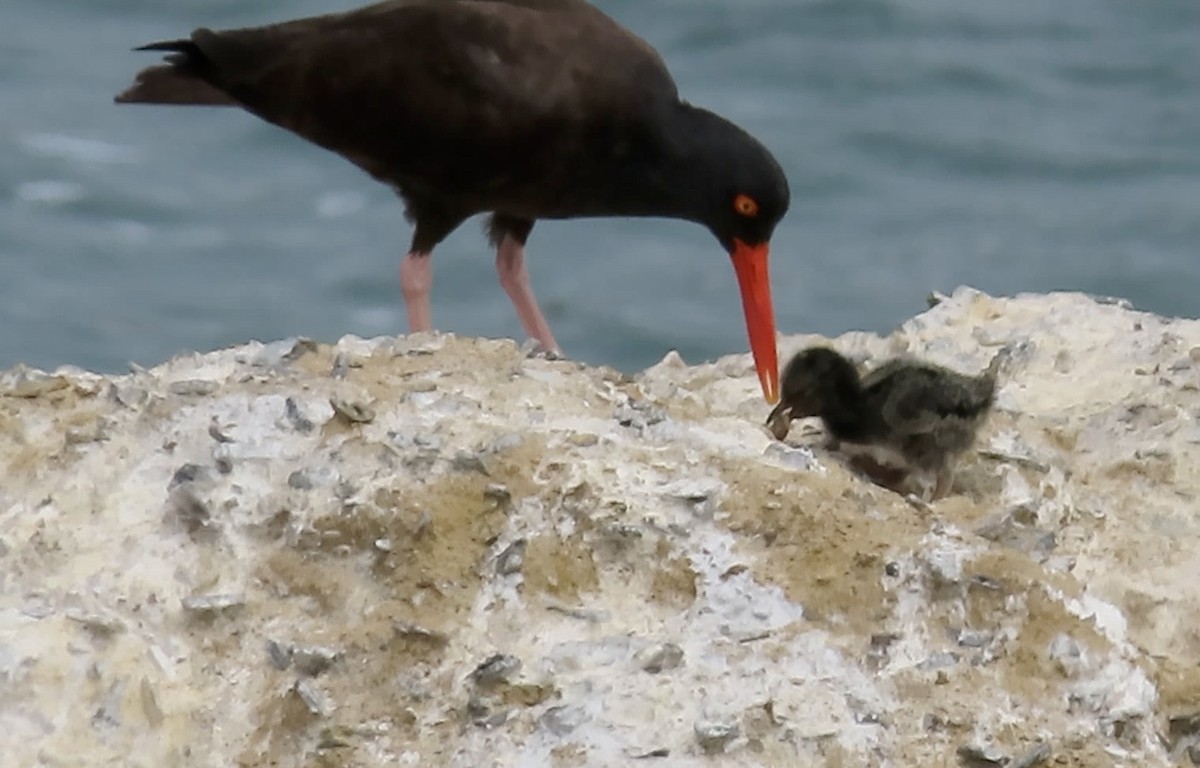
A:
766,346,1002,499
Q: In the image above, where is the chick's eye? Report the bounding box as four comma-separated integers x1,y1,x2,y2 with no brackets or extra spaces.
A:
733,194,759,217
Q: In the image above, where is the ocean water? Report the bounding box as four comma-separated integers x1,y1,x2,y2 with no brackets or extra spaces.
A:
2,0,1198,375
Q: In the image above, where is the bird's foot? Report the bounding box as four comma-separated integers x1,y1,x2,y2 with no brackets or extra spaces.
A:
930,469,955,501
844,454,914,496
495,235,560,353
904,493,934,514
520,339,563,360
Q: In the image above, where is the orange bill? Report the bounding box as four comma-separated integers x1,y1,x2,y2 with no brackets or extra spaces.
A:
730,239,779,404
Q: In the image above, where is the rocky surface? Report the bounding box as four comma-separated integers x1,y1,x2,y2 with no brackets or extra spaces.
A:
3,287,1200,767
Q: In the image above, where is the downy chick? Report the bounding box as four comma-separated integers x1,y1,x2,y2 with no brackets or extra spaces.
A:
766,346,1003,499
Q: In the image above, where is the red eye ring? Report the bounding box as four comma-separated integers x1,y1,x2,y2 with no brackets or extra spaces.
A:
734,194,759,217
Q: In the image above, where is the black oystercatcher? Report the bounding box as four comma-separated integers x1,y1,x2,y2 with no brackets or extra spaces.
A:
766,347,1004,499
115,0,790,402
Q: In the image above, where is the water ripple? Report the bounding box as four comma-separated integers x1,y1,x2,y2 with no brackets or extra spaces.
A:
19,133,140,165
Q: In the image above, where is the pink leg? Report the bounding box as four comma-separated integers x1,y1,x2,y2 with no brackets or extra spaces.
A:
495,235,560,353
400,251,433,332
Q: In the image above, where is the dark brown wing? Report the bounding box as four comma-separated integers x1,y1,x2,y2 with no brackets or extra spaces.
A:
121,0,679,212
867,364,995,436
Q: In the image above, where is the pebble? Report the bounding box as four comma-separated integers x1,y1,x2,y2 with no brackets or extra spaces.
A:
918,651,959,670
168,379,218,397
975,510,1057,559
539,705,588,736
284,397,315,432
169,463,207,488
181,593,245,618
694,719,739,754
208,416,235,443
406,379,438,394
470,654,521,687
392,621,449,650
484,484,512,505
291,645,341,677
635,643,684,674
293,679,327,716
330,350,365,378
954,629,993,649
329,397,375,424
495,539,527,576
763,441,817,470
451,452,489,474
956,743,1008,766
111,381,149,408
614,403,666,432
213,445,234,474
287,470,314,490
924,546,968,587
266,640,291,671
242,337,317,367
64,608,125,637
545,602,610,623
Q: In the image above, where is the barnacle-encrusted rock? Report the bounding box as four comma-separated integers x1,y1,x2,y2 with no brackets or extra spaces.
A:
3,289,1200,766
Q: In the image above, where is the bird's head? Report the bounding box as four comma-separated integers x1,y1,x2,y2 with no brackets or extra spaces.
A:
684,111,790,403
765,346,858,438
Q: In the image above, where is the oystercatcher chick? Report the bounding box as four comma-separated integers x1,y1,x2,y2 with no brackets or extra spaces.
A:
766,347,1003,499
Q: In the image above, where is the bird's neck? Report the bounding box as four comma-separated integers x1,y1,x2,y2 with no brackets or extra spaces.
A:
821,405,876,443
817,375,878,443
577,103,735,222
652,103,740,218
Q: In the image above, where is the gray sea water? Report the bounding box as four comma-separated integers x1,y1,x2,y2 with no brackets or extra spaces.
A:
2,0,1198,375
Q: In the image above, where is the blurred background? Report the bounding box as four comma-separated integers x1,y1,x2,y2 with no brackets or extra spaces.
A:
2,0,1198,374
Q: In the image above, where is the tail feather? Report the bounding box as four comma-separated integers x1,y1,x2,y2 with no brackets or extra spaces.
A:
133,39,196,53
115,36,236,106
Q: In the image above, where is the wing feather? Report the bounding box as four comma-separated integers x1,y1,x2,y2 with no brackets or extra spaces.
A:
185,0,678,199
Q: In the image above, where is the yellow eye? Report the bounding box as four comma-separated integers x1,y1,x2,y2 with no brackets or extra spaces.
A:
733,194,759,217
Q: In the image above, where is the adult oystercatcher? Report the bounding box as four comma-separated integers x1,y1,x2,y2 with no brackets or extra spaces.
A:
116,0,790,402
